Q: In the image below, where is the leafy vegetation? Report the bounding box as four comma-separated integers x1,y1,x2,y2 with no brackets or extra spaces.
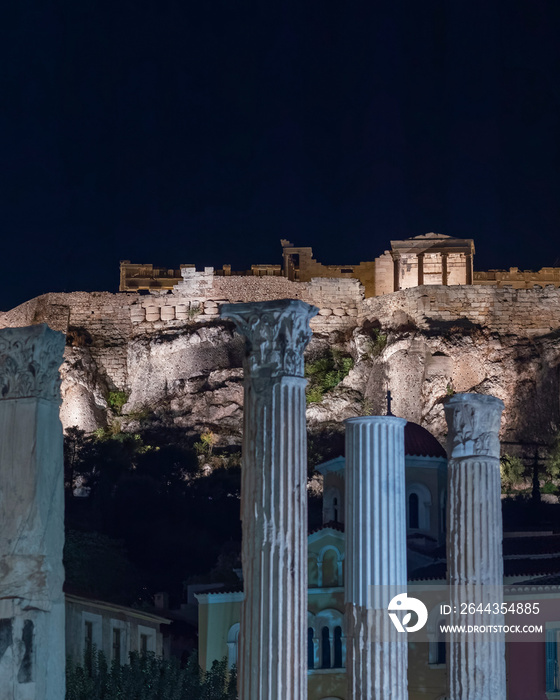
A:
194,430,218,458
66,649,237,700
107,391,129,415
63,426,242,604
500,454,525,494
361,329,387,359
304,349,354,404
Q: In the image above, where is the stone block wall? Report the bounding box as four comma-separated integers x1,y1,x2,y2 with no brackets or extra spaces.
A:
362,284,560,336
474,267,560,289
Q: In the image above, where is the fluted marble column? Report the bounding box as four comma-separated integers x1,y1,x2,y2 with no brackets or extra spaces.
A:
344,416,408,700
0,324,66,700
220,299,318,700
444,393,506,700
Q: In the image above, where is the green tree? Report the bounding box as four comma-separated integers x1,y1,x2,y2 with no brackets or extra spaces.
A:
500,454,525,494
66,649,237,700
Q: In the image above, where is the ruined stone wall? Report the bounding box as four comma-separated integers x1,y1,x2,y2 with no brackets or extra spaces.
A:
474,267,560,289
130,276,363,333
362,284,560,336
0,292,137,392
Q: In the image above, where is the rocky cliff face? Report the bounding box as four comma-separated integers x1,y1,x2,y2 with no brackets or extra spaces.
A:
1,284,560,461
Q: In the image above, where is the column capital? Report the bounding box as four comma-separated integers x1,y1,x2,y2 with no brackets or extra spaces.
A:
220,299,318,378
444,393,504,459
0,324,65,402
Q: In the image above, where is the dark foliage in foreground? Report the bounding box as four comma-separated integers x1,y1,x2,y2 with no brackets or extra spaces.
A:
66,649,237,700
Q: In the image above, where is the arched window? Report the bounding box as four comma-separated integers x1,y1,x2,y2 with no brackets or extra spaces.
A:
333,626,343,668
409,493,419,529
227,623,240,669
321,627,331,669
308,628,315,669
323,487,343,525
407,483,432,532
314,609,345,671
308,555,319,588
317,546,343,588
428,607,447,667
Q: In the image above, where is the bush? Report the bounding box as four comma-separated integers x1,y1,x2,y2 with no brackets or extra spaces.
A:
107,391,129,415
66,649,237,700
500,454,525,494
362,329,387,359
305,349,354,404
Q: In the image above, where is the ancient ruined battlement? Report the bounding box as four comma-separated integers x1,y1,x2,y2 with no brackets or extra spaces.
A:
120,235,560,303
120,233,477,298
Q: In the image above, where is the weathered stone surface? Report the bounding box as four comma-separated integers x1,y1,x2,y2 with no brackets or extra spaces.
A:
444,393,506,700
220,300,317,700
0,324,66,700
345,416,408,700
0,286,559,461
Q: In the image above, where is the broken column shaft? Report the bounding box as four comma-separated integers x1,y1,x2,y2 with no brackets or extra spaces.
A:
0,324,66,700
444,393,506,700
220,299,317,700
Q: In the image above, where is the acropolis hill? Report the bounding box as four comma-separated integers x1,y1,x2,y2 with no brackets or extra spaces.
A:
2,233,560,468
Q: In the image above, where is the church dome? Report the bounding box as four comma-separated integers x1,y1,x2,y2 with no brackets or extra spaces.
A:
404,421,446,458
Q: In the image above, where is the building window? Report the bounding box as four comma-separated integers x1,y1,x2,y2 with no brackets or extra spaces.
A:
428,610,447,668
409,493,419,529
333,626,343,668
333,497,339,523
321,627,331,669
81,612,102,661
308,628,315,669
137,625,156,655
112,628,121,664
312,609,345,671
407,483,432,531
227,623,240,669
84,621,93,650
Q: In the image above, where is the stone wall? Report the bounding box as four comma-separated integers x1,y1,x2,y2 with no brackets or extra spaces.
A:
0,279,364,395
363,284,560,336
474,267,560,289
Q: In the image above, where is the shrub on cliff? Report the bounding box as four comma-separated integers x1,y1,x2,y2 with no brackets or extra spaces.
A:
305,349,354,404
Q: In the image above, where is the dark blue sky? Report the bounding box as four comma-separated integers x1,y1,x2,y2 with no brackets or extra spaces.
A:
3,0,560,310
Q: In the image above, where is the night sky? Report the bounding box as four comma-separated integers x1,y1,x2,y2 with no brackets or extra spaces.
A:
4,1,560,311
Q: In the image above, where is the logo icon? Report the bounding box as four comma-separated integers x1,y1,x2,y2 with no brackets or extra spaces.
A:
388,593,428,633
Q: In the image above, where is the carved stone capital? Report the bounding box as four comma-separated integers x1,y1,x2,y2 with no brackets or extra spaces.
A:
444,393,504,459
0,324,65,402
220,299,318,378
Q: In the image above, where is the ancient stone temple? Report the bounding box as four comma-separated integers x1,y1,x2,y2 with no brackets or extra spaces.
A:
444,393,506,700
390,233,475,291
0,324,66,700
219,299,318,700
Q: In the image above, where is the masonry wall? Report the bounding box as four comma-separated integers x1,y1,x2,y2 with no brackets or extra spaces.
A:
0,278,364,393
363,284,560,336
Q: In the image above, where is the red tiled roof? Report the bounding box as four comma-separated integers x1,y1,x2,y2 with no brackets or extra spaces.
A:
405,422,447,458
